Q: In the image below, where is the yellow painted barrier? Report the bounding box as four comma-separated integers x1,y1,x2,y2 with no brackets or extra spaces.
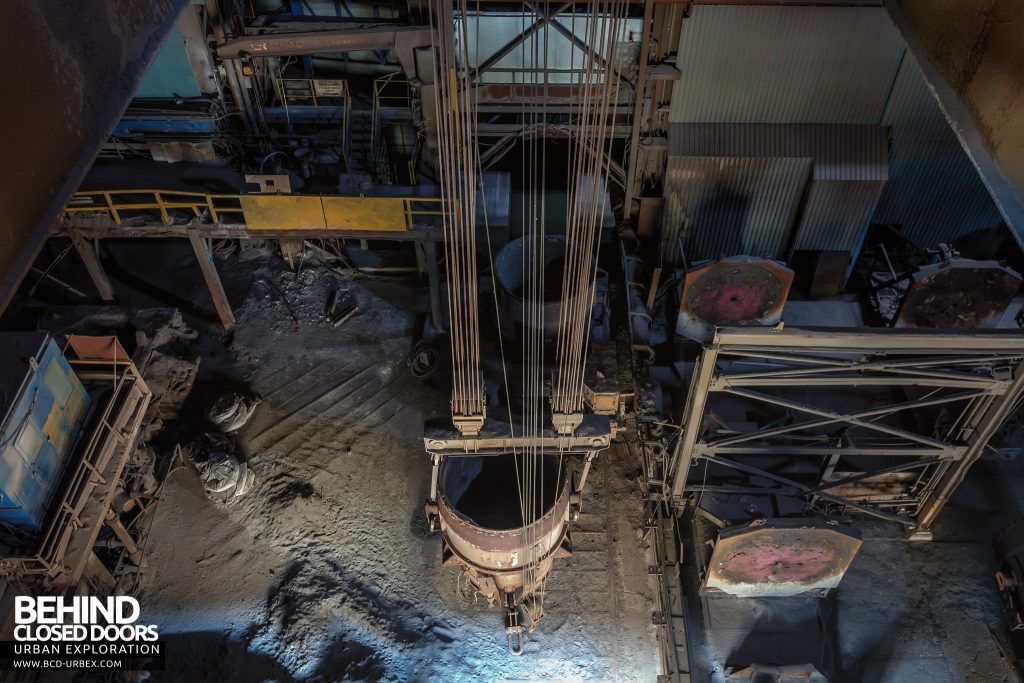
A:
66,190,451,234
240,195,327,231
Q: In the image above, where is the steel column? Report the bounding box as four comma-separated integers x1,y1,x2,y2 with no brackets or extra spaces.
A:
622,0,654,220
70,235,115,302
669,346,718,500
187,229,235,332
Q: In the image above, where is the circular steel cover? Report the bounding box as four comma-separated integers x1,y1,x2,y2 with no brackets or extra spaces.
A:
677,257,794,342
897,260,1022,328
685,265,785,323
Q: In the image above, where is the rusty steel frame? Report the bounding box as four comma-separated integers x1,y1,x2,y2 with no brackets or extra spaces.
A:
424,415,612,457
668,326,1024,531
0,353,152,588
216,25,432,79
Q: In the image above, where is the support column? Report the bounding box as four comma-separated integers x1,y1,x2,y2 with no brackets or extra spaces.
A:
187,229,235,331
421,241,445,333
622,0,655,221
70,234,115,301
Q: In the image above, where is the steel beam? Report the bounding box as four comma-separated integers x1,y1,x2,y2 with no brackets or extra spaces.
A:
622,0,654,220
720,356,1019,383
722,386,955,453
713,326,1024,352
705,390,994,449
669,346,718,500
424,416,611,456
216,26,432,79
61,220,441,242
479,135,518,169
70,235,115,302
702,454,913,524
714,376,999,390
807,458,944,495
525,2,635,93
187,229,235,332
474,103,634,114
470,3,573,80
695,446,953,458
477,123,632,137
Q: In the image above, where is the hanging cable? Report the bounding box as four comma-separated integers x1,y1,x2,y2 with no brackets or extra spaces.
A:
552,0,626,430
430,0,485,435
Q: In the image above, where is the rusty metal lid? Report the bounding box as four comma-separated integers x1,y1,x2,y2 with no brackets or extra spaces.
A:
896,259,1022,329
702,518,862,598
677,256,794,342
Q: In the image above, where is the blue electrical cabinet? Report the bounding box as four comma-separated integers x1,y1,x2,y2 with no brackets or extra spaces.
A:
0,333,92,531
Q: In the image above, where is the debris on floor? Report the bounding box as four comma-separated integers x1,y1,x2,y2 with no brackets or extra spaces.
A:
205,391,262,433
187,433,255,501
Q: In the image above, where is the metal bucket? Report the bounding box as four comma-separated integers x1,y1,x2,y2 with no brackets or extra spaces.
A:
436,453,571,600
494,235,581,339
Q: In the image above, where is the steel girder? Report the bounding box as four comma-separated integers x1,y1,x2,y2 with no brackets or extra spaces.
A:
669,326,1024,531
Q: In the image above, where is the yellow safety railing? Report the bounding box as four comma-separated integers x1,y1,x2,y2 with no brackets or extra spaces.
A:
373,71,410,109
272,76,351,109
65,189,451,234
268,75,352,172
66,190,244,225
372,72,416,185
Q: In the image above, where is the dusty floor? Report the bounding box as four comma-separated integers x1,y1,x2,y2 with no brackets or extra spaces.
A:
36,241,1024,682
832,458,1024,683
134,253,661,682
837,517,1015,682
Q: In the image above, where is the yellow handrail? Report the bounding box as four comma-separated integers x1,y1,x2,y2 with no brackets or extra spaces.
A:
66,190,244,225
66,189,451,233
273,76,350,108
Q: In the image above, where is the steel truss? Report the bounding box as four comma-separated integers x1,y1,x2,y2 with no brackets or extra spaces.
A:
669,327,1024,531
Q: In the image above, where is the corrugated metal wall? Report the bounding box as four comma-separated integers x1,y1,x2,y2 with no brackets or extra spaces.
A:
662,5,1009,266
665,124,887,258
669,6,904,125
794,180,886,251
667,124,887,165
665,156,811,260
